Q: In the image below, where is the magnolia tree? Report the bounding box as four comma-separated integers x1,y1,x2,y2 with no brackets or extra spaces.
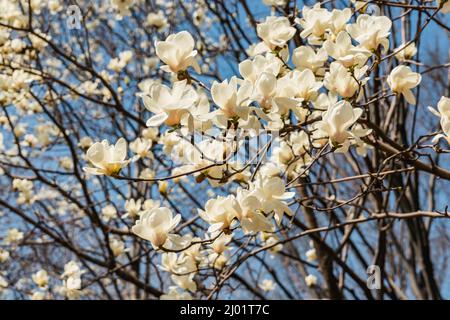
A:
0,0,449,300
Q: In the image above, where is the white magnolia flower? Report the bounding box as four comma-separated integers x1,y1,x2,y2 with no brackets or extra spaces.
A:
346,14,392,53
141,80,198,127
61,261,84,279
298,4,332,41
317,100,365,150
250,176,295,225
329,8,352,35
292,46,328,73
146,11,168,31
323,31,371,68
130,137,152,158
0,249,9,263
124,199,143,218
210,77,252,127
155,31,201,74
254,16,296,53
111,0,133,18
394,42,417,62
429,96,450,144
109,238,127,257
387,65,421,105
239,54,282,84
305,274,318,286
324,62,368,98
32,270,49,288
171,273,197,293
278,69,323,102
210,233,233,254
101,205,118,222
306,248,317,262
259,279,276,292
84,138,130,176
132,207,181,248
235,188,274,234
198,195,238,233
4,228,23,245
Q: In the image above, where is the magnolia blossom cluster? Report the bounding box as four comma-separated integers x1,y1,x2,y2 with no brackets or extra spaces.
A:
1,0,446,300
76,2,448,299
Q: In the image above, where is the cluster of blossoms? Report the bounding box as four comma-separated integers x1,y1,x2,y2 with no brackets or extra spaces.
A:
79,2,450,299
0,0,448,300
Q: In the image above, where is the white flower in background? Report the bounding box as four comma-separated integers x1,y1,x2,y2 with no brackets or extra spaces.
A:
143,199,161,211
160,286,192,300
61,261,84,279
0,249,9,263
32,270,49,288
429,96,450,144
48,0,62,14
323,31,371,68
78,136,93,149
63,276,82,300
132,207,181,248
141,80,198,127
351,124,374,156
109,238,127,257
142,127,159,141
130,137,152,159
306,248,317,262
29,29,50,51
146,11,168,31
111,0,134,18
124,199,143,218
12,178,35,205
292,46,328,73
108,50,133,72
155,31,201,74
324,62,368,98
259,279,276,292
83,137,130,176
346,14,392,53
387,65,421,105
101,205,117,222
10,38,25,53
317,100,365,150
254,16,296,53
305,274,318,286
210,77,252,127
59,157,73,171
395,42,417,62
4,228,23,245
